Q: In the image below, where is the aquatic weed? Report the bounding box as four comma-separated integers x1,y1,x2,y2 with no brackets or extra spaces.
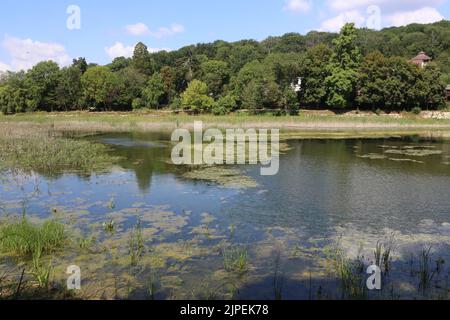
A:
222,245,248,274
129,218,145,266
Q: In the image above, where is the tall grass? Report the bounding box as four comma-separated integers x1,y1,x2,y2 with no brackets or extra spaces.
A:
0,218,66,258
374,241,393,273
328,247,367,300
0,125,120,175
30,247,52,289
418,247,435,295
129,218,145,266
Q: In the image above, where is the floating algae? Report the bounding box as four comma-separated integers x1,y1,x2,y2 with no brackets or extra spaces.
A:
200,212,216,224
356,153,387,160
389,158,425,164
141,209,189,236
182,166,258,189
383,148,443,157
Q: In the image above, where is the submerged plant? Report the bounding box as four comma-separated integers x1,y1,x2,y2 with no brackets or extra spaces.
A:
374,241,393,273
102,219,116,234
418,247,436,295
129,218,145,266
222,245,248,274
108,198,116,210
78,235,96,252
273,249,283,300
328,246,367,300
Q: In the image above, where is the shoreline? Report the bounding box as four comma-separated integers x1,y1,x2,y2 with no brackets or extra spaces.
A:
2,111,450,134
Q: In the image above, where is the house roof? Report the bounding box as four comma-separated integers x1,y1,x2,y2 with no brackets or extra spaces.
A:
410,52,432,62
446,84,450,91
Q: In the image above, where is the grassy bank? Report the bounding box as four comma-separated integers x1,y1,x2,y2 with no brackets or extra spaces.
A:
1,110,450,133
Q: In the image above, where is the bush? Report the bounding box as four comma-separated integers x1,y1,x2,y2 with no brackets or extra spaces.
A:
132,98,144,110
212,95,237,115
411,107,422,115
181,80,215,114
283,87,299,115
170,96,183,111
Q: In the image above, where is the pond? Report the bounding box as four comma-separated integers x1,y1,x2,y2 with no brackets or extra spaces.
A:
1,131,450,300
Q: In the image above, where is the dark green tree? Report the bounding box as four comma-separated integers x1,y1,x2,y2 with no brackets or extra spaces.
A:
132,42,155,75
325,23,361,108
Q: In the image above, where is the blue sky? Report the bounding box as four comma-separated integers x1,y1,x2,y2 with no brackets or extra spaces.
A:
0,0,448,71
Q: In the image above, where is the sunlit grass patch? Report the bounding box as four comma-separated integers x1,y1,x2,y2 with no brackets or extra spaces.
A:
0,218,66,258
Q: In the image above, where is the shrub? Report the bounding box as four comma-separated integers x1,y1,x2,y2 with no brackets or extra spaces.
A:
181,80,215,114
212,95,237,115
411,107,422,115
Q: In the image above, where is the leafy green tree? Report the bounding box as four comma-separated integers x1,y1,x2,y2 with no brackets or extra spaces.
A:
241,79,264,112
325,23,361,108
264,53,303,88
25,61,61,111
232,60,282,111
181,80,214,113
226,41,266,73
141,73,166,109
109,57,131,72
414,64,446,109
299,45,332,107
240,77,281,113
282,86,299,115
132,42,155,75
81,66,122,110
0,72,29,114
72,57,88,74
160,66,177,104
200,60,230,98
56,66,82,111
115,67,146,107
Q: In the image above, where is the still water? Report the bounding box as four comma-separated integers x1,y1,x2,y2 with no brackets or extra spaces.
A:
1,132,450,299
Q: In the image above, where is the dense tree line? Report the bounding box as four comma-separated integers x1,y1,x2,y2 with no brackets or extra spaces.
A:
0,21,448,115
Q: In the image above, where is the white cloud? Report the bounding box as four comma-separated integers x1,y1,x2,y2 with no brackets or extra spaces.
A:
125,23,150,36
125,22,185,38
320,10,366,32
0,61,11,72
105,42,171,60
105,42,135,59
283,0,312,13
2,35,71,71
321,0,445,31
386,7,444,27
